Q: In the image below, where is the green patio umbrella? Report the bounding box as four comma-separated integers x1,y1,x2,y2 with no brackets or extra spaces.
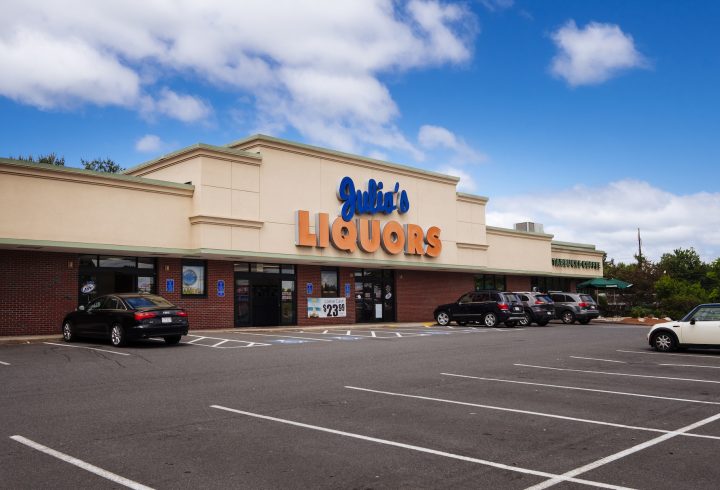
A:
577,277,633,289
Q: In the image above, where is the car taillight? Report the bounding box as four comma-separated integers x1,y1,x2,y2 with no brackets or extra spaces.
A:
578,302,587,308
498,303,509,310
177,310,188,317
134,311,157,321
535,299,545,304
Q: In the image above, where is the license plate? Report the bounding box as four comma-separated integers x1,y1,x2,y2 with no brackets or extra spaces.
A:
513,307,521,311
161,317,172,324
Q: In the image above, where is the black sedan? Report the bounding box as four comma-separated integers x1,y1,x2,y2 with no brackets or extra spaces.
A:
62,294,189,347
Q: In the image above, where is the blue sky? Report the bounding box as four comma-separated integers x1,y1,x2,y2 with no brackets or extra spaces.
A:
2,0,719,263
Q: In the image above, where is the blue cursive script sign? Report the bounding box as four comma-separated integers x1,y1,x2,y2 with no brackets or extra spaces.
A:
337,176,410,222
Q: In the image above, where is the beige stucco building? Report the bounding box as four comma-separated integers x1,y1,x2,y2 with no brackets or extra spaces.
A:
0,135,603,335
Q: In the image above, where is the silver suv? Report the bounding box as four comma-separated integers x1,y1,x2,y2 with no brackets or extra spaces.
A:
549,292,599,324
514,292,555,326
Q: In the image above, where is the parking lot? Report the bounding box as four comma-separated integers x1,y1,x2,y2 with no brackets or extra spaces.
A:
1,322,719,489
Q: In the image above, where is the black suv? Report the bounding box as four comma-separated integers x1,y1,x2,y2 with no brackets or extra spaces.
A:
514,291,555,326
434,291,526,327
550,292,599,324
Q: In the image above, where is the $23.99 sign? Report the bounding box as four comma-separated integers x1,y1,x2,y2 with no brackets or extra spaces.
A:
307,297,347,318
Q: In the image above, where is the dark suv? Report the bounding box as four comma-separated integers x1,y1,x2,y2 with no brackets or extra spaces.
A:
434,291,526,327
550,292,599,324
514,292,555,326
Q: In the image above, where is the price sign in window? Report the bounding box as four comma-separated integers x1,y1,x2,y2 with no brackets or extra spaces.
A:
307,298,346,318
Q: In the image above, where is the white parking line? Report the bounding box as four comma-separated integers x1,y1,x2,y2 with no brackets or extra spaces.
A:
515,363,720,384
10,435,153,490
344,386,720,441
617,349,720,359
658,363,720,369
0,360,10,366
182,335,270,348
440,373,720,406
234,332,333,342
43,342,130,356
525,411,720,490
570,356,626,364
210,405,630,490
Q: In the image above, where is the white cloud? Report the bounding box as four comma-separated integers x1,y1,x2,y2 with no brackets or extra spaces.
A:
486,180,720,263
152,88,212,123
479,0,514,12
438,165,477,193
418,125,486,164
0,0,477,155
135,134,164,153
550,20,648,86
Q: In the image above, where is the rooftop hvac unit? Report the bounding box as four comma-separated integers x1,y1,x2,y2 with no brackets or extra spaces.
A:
514,222,544,234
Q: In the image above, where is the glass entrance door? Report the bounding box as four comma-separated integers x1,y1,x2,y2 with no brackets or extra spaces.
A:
234,263,296,327
354,269,395,323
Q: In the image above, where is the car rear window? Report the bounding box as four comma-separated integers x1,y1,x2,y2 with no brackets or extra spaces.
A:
125,296,176,309
502,293,520,302
580,294,595,304
535,295,553,303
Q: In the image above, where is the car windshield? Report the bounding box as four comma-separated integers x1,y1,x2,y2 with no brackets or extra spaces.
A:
580,294,595,304
124,295,176,309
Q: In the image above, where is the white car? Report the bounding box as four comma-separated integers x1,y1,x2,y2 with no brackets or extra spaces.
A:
648,304,720,351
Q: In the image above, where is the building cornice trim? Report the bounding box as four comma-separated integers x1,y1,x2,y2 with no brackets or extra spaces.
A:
188,215,264,229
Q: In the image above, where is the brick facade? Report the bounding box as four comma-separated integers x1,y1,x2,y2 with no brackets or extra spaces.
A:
396,270,475,322
506,275,531,292
0,250,579,335
296,265,356,326
0,250,77,336
157,258,234,330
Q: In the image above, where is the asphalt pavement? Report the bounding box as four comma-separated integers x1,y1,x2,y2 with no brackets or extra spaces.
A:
1,322,719,489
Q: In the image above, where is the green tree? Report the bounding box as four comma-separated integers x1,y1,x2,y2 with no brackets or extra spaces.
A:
81,158,125,173
654,274,708,319
657,248,705,283
14,153,66,166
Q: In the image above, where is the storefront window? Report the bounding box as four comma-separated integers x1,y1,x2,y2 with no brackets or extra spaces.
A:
251,263,280,274
281,280,295,325
321,268,339,297
531,276,570,293
138,258,155,269
475,274,506,291
182,260,207,296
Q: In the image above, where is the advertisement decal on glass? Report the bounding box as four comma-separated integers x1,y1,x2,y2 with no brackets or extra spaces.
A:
307,297,346,318
182,265,205,295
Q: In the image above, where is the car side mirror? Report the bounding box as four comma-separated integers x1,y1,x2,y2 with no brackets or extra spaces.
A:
78,305,85,311
690,319,695,325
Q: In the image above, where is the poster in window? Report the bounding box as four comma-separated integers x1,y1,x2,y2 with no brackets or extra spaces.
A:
182,264,205,295
307,297,346,318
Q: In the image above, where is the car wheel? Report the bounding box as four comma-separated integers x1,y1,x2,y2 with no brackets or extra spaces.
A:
110,324,126,347
561,311,576,324
517,313,531,327
62,321,74,342
483,312,498,327
537,319,550,326
436,311,450,326
579,319,591,325
164,335,182,345
652,331,677,352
